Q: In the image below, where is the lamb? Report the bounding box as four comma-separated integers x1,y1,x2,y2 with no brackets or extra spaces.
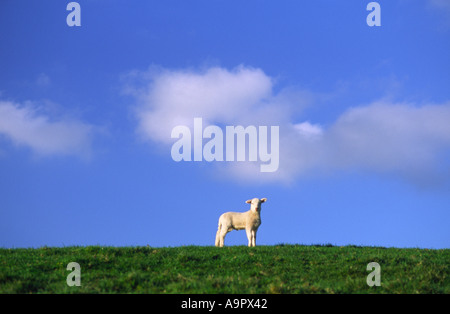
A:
215,198,267,247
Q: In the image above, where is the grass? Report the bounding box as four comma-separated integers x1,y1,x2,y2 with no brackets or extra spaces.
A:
0,244,448,293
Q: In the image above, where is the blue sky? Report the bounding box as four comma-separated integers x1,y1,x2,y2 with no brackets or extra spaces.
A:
0,0,449,248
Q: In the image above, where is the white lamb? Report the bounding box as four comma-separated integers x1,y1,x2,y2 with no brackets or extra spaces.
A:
215,198,267,247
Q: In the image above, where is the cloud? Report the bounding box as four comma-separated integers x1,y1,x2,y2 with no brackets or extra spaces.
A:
270,101,450,185
327,102,450,166
129,66,278,143
0,100,95,158
294,122,323,140
322,102,450,183
128,65,450,185
129,65,311,139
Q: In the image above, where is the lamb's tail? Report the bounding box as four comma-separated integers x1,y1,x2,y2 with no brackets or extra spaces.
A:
215,221,222,247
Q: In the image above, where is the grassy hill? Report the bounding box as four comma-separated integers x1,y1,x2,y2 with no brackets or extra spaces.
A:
0,245,448,294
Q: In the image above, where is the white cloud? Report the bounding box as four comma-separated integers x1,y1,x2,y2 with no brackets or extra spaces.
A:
274,101,450,184
131,65,276,143
323,102,450,180
128,65,450,185
0,101,95,158
294,122,323,140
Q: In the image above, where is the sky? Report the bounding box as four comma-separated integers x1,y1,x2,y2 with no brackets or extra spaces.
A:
0,0,449,248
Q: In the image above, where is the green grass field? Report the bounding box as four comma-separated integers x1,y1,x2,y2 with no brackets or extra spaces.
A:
0,245,448,294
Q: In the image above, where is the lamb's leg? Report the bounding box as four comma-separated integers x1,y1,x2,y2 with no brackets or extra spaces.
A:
251,230,257,247
219,230,227,247
246,228,252,247
218,226,229,247
215,224,221,247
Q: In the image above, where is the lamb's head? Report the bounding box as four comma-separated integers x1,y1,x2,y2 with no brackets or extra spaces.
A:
246,198,267,213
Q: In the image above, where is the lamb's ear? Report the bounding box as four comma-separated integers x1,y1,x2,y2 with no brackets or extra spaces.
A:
246,200,252,204
261,198,267,203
